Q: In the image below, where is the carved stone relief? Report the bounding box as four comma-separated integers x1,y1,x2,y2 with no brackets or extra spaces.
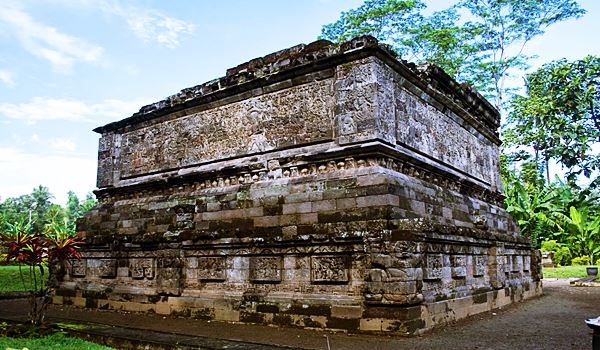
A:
197,257,227,282
70,259,87,277
423,254,443,280
451,255,467,278
473,255,486,277
156,257,183,296
511,255,521,273
87,259,117,278
249,256,282,283
130,258,154,279
334,58,378,143
120,79,334,178
395,86,497,185
311,256,349,283
523,255,531,272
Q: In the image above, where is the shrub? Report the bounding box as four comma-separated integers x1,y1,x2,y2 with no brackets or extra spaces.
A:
540,240,572,266
541,240,560,252
571,256,591,266
554,247,573,267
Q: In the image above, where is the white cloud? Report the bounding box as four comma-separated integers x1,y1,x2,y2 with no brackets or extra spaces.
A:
0,70,15,88
126,12,196,48
0,1,103,72
0,146,97,204
49,138,76,152
94,1,196,48
0,97,150,123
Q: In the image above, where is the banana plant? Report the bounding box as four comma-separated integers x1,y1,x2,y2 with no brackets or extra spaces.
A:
554,206,600,265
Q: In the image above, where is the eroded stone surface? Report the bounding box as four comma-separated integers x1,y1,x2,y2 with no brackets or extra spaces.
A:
57,36,540,336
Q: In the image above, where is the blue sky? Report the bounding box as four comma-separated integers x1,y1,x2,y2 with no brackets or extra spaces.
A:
0,0,599,204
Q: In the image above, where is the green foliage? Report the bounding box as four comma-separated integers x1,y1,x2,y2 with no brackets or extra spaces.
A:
541,240,573,266
554,206,600,265
505,55,600,184
571,256,591,266
0,187,97,234
541,239,560,252
502,167,600,261
503,172,560,246
0,214,82,325
321,0,585,108
0,332,115,350
554,248,573,267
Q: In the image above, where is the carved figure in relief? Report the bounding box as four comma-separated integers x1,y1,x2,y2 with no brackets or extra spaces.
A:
339,113,356,135
311,256,348,283
131,258,154,279
250,256,282,282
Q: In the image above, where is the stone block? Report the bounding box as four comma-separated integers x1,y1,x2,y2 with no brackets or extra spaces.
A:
282,202,312,214
331,305,363,319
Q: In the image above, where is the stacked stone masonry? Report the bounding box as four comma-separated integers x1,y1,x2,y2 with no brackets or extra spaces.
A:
55,36,542,335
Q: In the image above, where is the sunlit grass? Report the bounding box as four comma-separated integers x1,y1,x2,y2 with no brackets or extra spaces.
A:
0,265,46,292
543,265,595,278
0,332,114,350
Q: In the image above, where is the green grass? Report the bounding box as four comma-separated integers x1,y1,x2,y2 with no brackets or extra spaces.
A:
543,265,595,278
0,265,47,293
0,332,115,350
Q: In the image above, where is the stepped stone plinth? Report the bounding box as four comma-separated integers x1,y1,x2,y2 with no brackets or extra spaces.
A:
54,36,542,335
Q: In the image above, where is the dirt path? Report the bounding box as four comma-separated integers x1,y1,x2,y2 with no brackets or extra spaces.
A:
1,279,599,349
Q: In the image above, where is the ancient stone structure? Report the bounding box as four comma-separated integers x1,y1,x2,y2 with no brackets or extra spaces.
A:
54,36,542,335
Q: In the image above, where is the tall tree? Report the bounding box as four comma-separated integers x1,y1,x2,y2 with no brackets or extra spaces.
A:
505,55,600,185
321,0,585,109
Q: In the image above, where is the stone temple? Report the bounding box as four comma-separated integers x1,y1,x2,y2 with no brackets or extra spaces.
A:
55,36,542,335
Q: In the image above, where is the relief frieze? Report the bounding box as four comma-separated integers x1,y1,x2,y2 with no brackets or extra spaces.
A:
120,79,334,178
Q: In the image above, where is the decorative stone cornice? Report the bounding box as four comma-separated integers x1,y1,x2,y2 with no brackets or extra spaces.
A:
93,36,499,140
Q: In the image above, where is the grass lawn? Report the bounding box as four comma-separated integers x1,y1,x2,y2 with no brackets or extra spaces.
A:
0,265,47,293
0,332,115,350
543,265,595,278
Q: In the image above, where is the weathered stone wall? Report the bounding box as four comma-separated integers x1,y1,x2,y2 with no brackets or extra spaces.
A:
56,36,541,335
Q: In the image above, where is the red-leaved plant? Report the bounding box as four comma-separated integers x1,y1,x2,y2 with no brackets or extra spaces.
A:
0,220,81,326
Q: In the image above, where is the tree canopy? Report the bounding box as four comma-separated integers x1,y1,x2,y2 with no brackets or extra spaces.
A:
504,55,600,185
320,0,585,109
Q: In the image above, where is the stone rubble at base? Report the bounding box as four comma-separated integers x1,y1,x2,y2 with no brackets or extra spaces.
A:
53,35,542,335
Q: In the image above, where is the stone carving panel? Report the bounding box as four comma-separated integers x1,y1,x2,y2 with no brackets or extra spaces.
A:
523,255,531,272
395,87,498,186
70,259,86,277
473,255,486,277
511,255,522,272
130,258,154,279
197,257,227,282
250,256,282,283
156,257,183,296
423,254,443,280
451,255,467,278
311,256,349,284
87,259,117,278
120,79,334,178
334,58,378,143
504,256,511,273
97,133,115,188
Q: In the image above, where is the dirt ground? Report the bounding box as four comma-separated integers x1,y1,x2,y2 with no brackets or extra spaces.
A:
1,279,599,349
